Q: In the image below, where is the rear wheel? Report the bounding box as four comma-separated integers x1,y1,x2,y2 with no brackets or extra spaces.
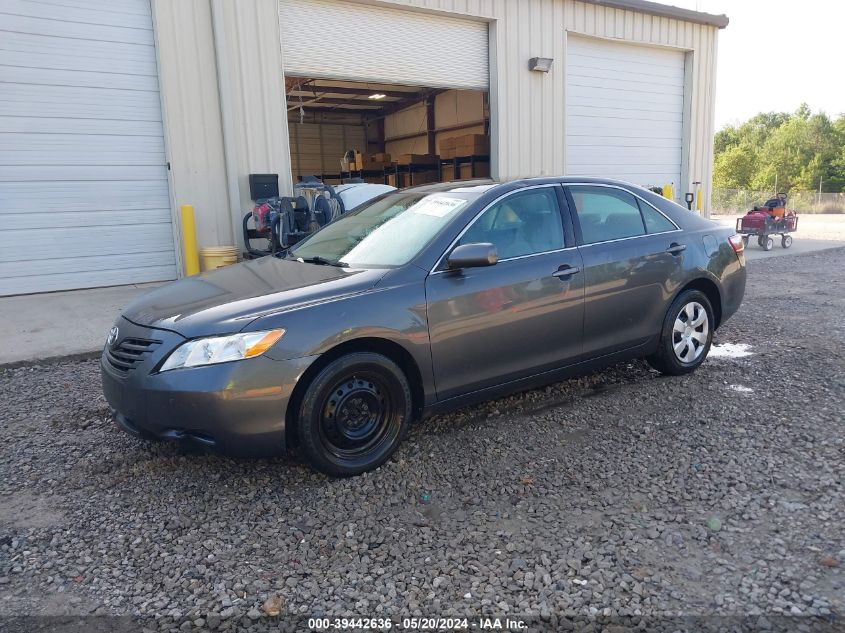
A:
646,290,714,376
297,352,411,476
742,236,749,248
762,236,774,251
781,234,793,248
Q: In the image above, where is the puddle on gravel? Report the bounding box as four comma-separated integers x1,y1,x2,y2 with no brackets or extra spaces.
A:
727,384,754,393
709,343,753,359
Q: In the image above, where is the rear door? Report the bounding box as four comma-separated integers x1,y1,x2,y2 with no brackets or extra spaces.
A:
426,185,584,400
564,185,685,357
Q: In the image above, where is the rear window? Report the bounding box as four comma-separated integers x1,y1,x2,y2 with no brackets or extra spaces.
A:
638,200,678,233
568,186,645,244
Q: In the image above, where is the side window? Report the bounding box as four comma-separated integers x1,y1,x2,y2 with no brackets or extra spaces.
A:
458,188,564,259
638,200,677,233
568,186,646,244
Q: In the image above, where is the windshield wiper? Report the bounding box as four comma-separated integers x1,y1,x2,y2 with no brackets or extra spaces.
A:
297,256,349,268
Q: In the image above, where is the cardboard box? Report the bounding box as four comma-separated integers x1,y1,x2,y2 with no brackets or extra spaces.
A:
409,170,440,185
465,162,490,178
439,136,457,152
397,153,438,165
443,162,490,181
356,160,393,172
454,134,489,157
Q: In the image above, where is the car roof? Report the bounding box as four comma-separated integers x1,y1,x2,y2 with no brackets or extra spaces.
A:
402,176,652,195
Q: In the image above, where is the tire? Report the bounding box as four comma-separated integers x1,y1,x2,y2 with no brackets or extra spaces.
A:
742,236,749,248
781,234,793,249
646,289,714,376
757,235,764,247
297,352,412,476
762,236,774,251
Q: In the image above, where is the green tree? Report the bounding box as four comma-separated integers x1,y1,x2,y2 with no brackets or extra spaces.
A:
713,143,756,188
713,105,845,193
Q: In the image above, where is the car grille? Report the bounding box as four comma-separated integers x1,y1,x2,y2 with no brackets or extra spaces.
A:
105,337,161,375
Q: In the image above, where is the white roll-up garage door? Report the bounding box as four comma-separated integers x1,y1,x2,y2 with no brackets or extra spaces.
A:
279,0,489,90
566,35,685,191
0,0,176,296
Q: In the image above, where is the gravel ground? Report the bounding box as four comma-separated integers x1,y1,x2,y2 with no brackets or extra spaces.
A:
1,248,843,632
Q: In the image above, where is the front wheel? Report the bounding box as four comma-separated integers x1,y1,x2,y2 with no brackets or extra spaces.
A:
781,234,793,248
646,290,714,376
762,236,774,251
297,352,412,476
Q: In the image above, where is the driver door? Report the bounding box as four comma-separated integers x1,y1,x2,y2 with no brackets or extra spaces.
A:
425,186,585,400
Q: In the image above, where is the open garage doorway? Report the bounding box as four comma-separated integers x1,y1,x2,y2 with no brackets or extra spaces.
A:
285,78,490,189
279,0,491,190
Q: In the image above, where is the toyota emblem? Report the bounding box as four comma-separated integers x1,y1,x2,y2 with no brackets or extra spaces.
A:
107,326,119,347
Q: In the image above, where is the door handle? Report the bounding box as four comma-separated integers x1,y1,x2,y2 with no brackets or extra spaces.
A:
666,243,687,255
552,265,581,279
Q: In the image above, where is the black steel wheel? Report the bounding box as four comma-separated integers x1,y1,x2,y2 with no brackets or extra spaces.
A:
297,352,411,476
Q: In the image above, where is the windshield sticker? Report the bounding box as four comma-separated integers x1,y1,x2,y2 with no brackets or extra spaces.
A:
411,196,465,218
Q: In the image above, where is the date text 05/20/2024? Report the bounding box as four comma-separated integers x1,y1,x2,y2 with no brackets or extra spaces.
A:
308,617,528,630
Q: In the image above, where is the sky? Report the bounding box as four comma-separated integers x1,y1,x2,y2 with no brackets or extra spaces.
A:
673,0,844,129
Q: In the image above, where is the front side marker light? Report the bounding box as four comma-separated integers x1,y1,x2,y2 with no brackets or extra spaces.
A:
243,330,285,357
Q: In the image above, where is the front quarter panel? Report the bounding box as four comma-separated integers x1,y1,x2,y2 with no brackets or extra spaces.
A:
251,265,436,404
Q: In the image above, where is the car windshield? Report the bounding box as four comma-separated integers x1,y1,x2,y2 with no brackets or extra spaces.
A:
288,191,475,267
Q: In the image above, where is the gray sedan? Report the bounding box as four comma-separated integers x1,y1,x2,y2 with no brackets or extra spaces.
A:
101,178,746,476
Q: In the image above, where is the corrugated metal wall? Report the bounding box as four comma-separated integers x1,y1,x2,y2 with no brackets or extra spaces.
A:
373,0,719,210
289,123,366,181
151,0,229,251
152,0,720,260
152,0,293,254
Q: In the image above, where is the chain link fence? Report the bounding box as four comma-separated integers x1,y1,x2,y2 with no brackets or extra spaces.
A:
712,189,845,215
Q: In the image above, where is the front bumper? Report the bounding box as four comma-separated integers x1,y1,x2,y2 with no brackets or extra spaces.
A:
100,317,317,456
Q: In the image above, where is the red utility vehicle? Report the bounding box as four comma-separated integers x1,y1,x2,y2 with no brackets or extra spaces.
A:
735,193,798,251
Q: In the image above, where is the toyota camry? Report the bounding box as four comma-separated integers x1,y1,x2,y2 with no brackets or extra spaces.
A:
101,178,746,476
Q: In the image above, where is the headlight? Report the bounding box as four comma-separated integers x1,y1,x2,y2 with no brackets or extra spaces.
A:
159,329,285,372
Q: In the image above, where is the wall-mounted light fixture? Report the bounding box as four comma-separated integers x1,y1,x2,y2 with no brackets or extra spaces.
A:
368,93,387,100
528,57,553,73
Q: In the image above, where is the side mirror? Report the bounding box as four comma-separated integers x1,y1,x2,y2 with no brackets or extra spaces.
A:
447,243,498,270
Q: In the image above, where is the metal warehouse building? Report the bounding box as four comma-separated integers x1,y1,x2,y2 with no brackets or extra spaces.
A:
0,0,728,296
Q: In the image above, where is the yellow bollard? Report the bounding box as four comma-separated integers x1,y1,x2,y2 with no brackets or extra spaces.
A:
180,204,200,276
696,189,703,212
663,183,674,202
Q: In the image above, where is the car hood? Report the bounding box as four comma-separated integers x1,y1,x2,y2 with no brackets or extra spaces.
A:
122,256,387,337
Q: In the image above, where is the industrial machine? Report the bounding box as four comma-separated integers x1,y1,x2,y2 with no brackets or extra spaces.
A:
736,193,798,251
242,175,395,258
